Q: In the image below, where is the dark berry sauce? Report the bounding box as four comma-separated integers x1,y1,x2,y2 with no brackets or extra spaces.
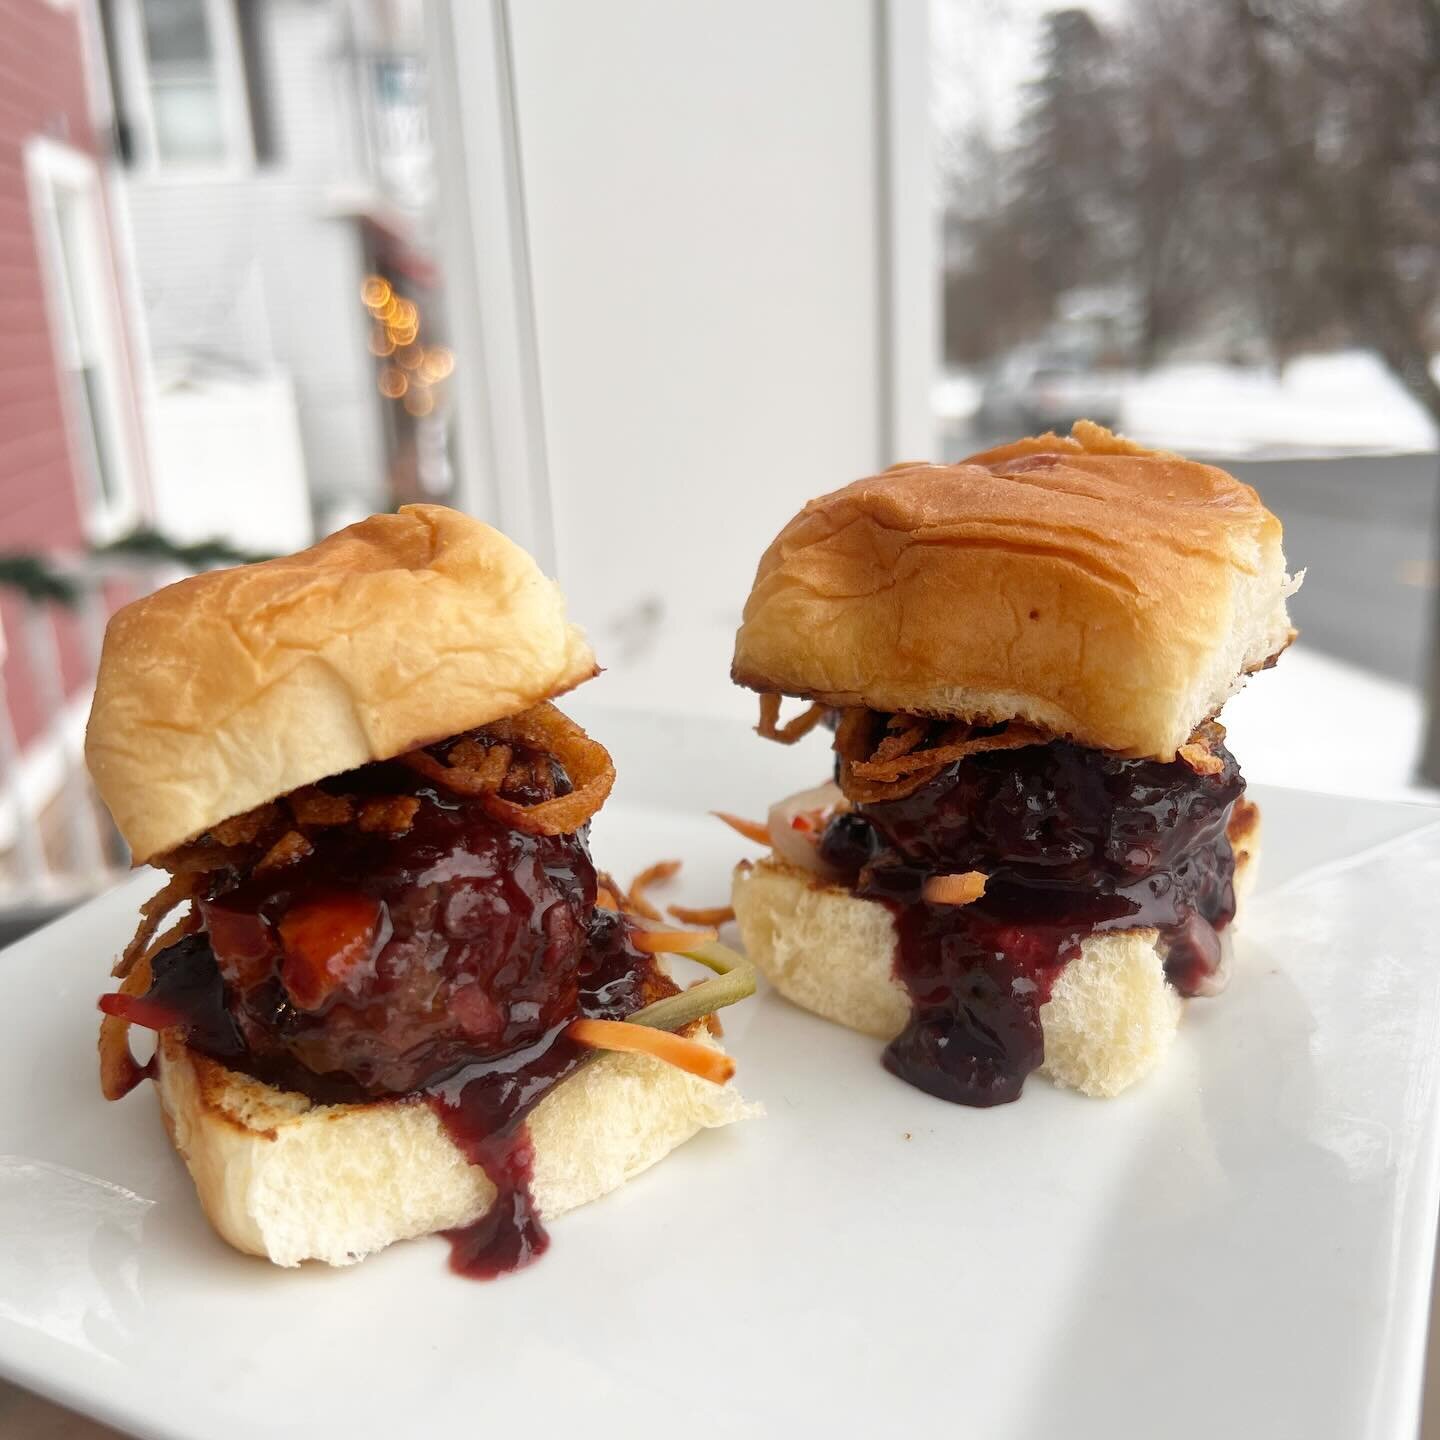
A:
134,746,662,1277
818,726,1244,1106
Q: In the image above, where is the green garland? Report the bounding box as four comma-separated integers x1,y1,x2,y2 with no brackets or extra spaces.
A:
0,530,276,608
0,555,81,607
95,528,276,570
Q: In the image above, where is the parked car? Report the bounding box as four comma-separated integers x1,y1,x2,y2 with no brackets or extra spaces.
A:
979,349,1126,434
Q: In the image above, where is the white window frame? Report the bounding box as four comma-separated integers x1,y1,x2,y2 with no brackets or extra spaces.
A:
425,0,556,571
24,137,145,544
876,0,938,462
110,0,255,178
425,0,934,572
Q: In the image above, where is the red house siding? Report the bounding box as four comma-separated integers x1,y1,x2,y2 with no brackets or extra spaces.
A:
0,0,146,752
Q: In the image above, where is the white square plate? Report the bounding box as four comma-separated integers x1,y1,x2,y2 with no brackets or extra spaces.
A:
2,710,1438,1440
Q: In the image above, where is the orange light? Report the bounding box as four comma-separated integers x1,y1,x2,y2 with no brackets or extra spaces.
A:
403,387,435,417
369,328,395,357
378,367,407,399
397,344,424,371
391,299,417,328
361,275,391,310
421,346,455,381
387,322,419,347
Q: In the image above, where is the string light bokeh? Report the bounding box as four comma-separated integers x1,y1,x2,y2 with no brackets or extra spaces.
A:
361,275,454,420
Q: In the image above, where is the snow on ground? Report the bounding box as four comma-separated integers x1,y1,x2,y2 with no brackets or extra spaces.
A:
938,349,1440,458
933,371,983,425
1119,351,1438,458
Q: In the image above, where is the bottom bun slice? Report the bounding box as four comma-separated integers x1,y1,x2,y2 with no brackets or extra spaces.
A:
732,843,1258,1100
155,1028,756,1267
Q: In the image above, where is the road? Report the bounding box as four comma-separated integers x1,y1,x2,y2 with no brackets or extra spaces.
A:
1224,453,1437,690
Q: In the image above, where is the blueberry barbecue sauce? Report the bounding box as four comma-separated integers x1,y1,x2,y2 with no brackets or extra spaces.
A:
817,724,1246,1106
130,740,665,1278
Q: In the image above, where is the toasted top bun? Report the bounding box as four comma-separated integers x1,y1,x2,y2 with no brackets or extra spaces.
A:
732,422,1297,759
86,505,596,864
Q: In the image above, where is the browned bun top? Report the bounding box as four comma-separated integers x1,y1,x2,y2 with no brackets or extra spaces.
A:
732,422,1296,759
86,505,597,864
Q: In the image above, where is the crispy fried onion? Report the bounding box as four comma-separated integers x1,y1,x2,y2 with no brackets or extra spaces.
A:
626,859,682,921
99,904,201,1100
155,777,420,890
1178,742,1223,775
1178,721,1228,776
713,811,771,846
756,693,829,745
597,861,735,931
114,871,200,979
401,702,614,836
669,902,736,927
834,708,1048,803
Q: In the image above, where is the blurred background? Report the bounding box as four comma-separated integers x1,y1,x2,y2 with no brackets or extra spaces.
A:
0,0,1436,942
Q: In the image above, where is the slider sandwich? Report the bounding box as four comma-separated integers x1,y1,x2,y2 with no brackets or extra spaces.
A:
728,423,1297,1104
89,506,755,1274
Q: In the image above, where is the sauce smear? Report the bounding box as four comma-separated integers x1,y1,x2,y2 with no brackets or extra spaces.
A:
820,727,1245,1105
429,1027,588,1277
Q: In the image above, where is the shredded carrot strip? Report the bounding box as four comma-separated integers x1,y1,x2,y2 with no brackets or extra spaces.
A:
596,885,620,911
628,859,682,921
713,811,770,846
98,992,182,1032
668,903,735,927
922,871,987,906
568,1018,734,1085
630,927,719,954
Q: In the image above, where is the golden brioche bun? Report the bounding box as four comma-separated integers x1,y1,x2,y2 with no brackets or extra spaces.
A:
732,422,1297,759
86,505,596,864
731,823,1258,1100
154,1026,756,1267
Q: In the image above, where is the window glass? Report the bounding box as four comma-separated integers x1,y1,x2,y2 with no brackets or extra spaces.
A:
52,184,127,519
96,0,456,546
140,0,225,162
933,0,1440,791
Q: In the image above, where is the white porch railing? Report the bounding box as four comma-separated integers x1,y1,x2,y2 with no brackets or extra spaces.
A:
0,555,184,937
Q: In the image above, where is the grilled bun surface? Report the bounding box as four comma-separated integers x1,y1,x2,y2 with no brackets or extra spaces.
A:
154,1026,755,1267
86,505,596,864
732,423,1296,759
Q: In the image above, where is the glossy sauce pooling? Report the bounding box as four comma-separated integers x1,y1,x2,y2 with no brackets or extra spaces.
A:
430,909,652,1278
139,743,660,1277
819,729,1244,1106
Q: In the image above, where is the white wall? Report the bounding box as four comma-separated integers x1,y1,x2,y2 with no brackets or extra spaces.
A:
146,376,313,552
505,0,885,721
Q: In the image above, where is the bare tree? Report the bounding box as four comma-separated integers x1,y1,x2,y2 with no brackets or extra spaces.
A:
942,0,1440,779
1221,0,1440,779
